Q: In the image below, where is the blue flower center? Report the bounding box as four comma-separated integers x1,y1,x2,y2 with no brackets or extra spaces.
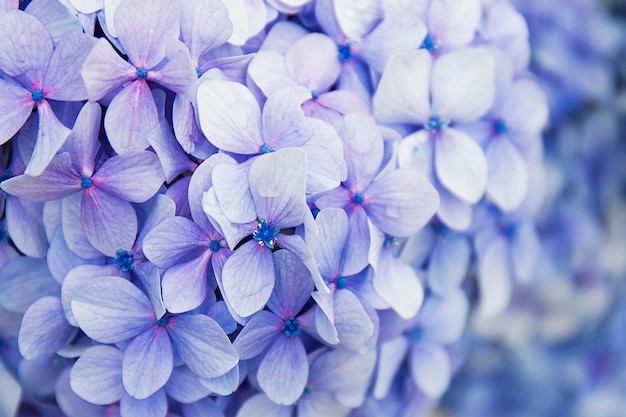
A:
504,223,519,239
434,223,450,238
384,235,399,248
408,327,423,342
311,90,319,100
336,276,347,289
353,193,365,205
282,317,301,337
113,249,134,272
311,207,320,218
421,33,438,53
137,67,149,79
424,115,449,132
31,89,44,102
196,67,204,78
253,219,280,249
157,315,168,326
493,118,508,135
80,177,92,189
337,43,352,62
259,143,273,154
209,240,221,252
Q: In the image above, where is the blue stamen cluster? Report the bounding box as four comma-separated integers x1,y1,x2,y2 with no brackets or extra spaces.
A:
281,317,301,337
113,249,134,272
253,219,280,249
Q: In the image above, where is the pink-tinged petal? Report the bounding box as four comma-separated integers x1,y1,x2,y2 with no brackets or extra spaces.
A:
18,296,76,359
428,234,470,295
360,17,426,74
0,79,33,145
167,313,239,378
119,390,167,417
114,0,179,69
221,240,275,318
122,326,172,400
80,38,135,100
437,186,473,231
366,169,439,237
147,119,195,183
431,48,495,122
276,233,330,295
333,289,374,350
162,251,212,313
248,51,297,97
262,87,312,149
44,32,96,101
314,208,349,279
61,264,123,327
510,223,540,283
370,230,424,320
104,80,159,153
313,185,352,210
5,199,48,258
164,366,212,404
63,102,100,177
233,310,282,359
182,398,225,417
80,191,137,257
373,50,431,125
93,151,164,203
236,394,292,417
428,0,481,47
435,128,487,204
181,0,232,60
212,163,256,223
61,193,101,259
248,148,308,228
477,236,513,317
24,101,72,176
373,337,410,399
149,47,196,97
0,257,58,314
410,342,451,398
0,10,52,86
71,276,155,344
268,250,313,319
285,33,341,92
486,137,529,212
257,337,307,405
501,78,548,134
197,79,263,153
301,117,345,194
143,216,210,268
339,113,384,191
69,345,124,405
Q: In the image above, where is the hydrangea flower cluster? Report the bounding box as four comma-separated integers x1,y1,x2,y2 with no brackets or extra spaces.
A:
0,0,586,416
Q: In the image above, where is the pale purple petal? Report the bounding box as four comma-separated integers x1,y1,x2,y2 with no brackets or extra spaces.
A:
437,186,473,231
267,250,313,319
143,216,210,268
221,239,275,318
166,313,239,378
92,151,164,203
57,368,109,417
435,128,487,204
428,234,470,295
212,163,256,223
300,118,345,194
257,337,307,405
410,342,451,398
25,100,72,176
189,153,236,228
486,137,529,211
373,50,431,125
309,348,376,392
248,148,308,227
0,79,33,145
275,233,330,295
333,0,381,39
161,251,212,313
285,33,341,92
69,345,124,405
0,257,58,313
340,113,384,191
149,47,196,97
419,291,469,344
180,0,232,60
511,223,540,283
61,193,101,259
182,398,225,417
172,95,204,154
122,326,172,399
373,337,410,399
333,289,374,350
236,394,292,417
147,120,195,183
0,10,52,86
105,80,159,153
197,79,263,154
18,296,76,359
114,0,179,69
477,236,513,316
199,360,240,395
80,38,135,100
341,206,371,276
164,366,212,404
248,51,297,97
6,199,48,258
62,101,100,177
262,87,312,149
501,78,548,135
80,190,137,257
431,48,495,122
119,390,167,417
25,0,83,44
314,208,349,279
71,276,155,343
428,0,481,47
233,310,283,359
